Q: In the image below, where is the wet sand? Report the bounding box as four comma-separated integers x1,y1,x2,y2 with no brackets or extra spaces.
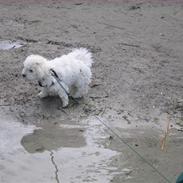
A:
0,1,183,182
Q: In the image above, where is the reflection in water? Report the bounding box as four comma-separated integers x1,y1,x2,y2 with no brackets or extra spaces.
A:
21,124,86,153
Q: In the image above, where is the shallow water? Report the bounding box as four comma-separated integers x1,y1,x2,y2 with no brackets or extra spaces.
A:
0,40,24,50
0,115,119,183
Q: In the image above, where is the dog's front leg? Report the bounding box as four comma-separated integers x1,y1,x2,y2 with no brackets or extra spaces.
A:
38,88,49,98
58,90,69,107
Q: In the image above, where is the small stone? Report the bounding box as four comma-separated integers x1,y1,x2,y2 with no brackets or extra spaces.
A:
160,33,165,36
79,129,84,132
109,135,113,140
129,5,141,10
35,146,45,152
74,2,83,5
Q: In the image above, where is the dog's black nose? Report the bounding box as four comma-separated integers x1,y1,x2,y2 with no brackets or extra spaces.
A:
22,74,26,78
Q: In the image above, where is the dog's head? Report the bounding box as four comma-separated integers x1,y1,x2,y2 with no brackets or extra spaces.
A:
22,55,51,87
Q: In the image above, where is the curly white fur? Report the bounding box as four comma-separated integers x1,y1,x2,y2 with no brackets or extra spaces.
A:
22,48,93,107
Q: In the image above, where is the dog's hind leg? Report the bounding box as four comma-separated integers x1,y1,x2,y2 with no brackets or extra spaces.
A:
72,77,90,98
72,84,89,98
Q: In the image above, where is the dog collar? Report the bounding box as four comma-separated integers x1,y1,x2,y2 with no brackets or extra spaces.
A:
38,81,55,88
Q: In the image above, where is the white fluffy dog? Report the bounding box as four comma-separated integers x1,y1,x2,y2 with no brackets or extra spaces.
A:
22,48,93,107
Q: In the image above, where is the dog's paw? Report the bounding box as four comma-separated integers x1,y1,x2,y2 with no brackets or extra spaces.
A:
62,102,69,108
62,100,69,108
38,91,48,98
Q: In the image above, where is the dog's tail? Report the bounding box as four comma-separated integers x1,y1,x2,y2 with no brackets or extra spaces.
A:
69,48,93,67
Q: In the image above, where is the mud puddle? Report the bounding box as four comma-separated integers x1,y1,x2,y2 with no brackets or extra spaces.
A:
0,40,24,50
0,115,119,183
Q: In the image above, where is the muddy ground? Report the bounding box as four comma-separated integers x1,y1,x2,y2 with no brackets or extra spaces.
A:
0,1,183,183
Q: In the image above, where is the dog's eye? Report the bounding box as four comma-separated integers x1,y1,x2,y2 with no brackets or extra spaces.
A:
29,69,33,73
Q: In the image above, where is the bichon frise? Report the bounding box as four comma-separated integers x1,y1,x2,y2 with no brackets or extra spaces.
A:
22,48,93,107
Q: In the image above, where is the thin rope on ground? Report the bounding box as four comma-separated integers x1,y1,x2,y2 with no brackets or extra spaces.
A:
95,116,172,183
